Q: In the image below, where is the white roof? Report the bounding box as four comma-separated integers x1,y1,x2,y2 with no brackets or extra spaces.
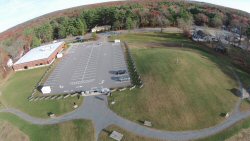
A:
14,41,64,65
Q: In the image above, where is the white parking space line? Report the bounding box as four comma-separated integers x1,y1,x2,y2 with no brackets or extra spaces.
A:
72,75,84,79
70,79,95,85
73,70,84,73
74,67,85,70
81,45,95,81
83,77,95,80
88,64,97,67
85,69,96,73
84,73,96,76
71,78,83,81
113,62,126,65
73,72,85,75
76,86,83,88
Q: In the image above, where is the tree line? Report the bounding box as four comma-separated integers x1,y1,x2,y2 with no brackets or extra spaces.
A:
1,1,250,59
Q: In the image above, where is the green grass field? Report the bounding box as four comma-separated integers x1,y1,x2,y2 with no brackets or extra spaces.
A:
109,33,239,131
0,113,94,141
0,67,83,118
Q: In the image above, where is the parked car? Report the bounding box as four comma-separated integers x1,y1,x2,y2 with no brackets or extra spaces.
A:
118,75,130,82
75,36,84,42
115,70,127,75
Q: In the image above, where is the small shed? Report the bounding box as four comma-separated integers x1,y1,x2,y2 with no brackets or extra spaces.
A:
73,105,78,109
41,86,51,94
49,113,56,118
57,53,63,58
144,120,152,127
109,131,123,141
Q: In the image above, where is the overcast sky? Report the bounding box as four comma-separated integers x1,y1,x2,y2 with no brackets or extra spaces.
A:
0,0,249,33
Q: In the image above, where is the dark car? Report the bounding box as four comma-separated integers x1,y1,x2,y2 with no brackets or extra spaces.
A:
115,70,126,75
75,36,84,42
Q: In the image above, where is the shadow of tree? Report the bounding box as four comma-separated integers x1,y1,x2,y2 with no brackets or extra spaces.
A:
102,129,111,134
228,88,241,97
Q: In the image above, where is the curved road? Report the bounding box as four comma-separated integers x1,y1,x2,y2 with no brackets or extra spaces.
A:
1,93,250,141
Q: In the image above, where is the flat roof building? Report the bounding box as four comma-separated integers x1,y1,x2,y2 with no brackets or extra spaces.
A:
13,41,65,71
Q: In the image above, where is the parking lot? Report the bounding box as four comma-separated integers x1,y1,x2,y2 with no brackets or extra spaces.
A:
44,41,131,94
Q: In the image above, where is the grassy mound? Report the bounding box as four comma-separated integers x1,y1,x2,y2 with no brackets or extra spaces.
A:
109,33,239,131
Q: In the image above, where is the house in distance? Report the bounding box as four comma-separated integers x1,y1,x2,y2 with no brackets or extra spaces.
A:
91,25,111,33
13,41,65,71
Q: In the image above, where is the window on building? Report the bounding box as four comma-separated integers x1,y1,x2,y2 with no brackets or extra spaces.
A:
40,63,43,65
24,66,28,69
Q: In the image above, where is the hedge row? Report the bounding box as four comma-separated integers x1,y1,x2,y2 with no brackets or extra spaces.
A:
124,42,143,87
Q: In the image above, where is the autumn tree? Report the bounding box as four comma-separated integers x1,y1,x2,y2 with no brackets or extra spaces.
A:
194,13,209,26
210,15,223,27
177,9,193,37
23,29,34,47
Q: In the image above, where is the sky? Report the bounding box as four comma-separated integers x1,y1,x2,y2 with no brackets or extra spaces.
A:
0,0,250,33
0,0,117,33
192,0,250,13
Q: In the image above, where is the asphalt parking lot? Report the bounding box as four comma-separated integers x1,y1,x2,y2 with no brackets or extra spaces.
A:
44,41,131,94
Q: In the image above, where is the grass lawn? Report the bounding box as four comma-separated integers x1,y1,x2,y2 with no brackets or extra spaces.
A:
0,67,83,118
110,32,191,44
0,113,94,141
109,33,239,131
0,121,29,141
198,117,250,141
240,99,250,112
98,125,164,141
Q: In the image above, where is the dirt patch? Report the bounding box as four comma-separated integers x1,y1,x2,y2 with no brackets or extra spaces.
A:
226,128,250,141
0,121,29,141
